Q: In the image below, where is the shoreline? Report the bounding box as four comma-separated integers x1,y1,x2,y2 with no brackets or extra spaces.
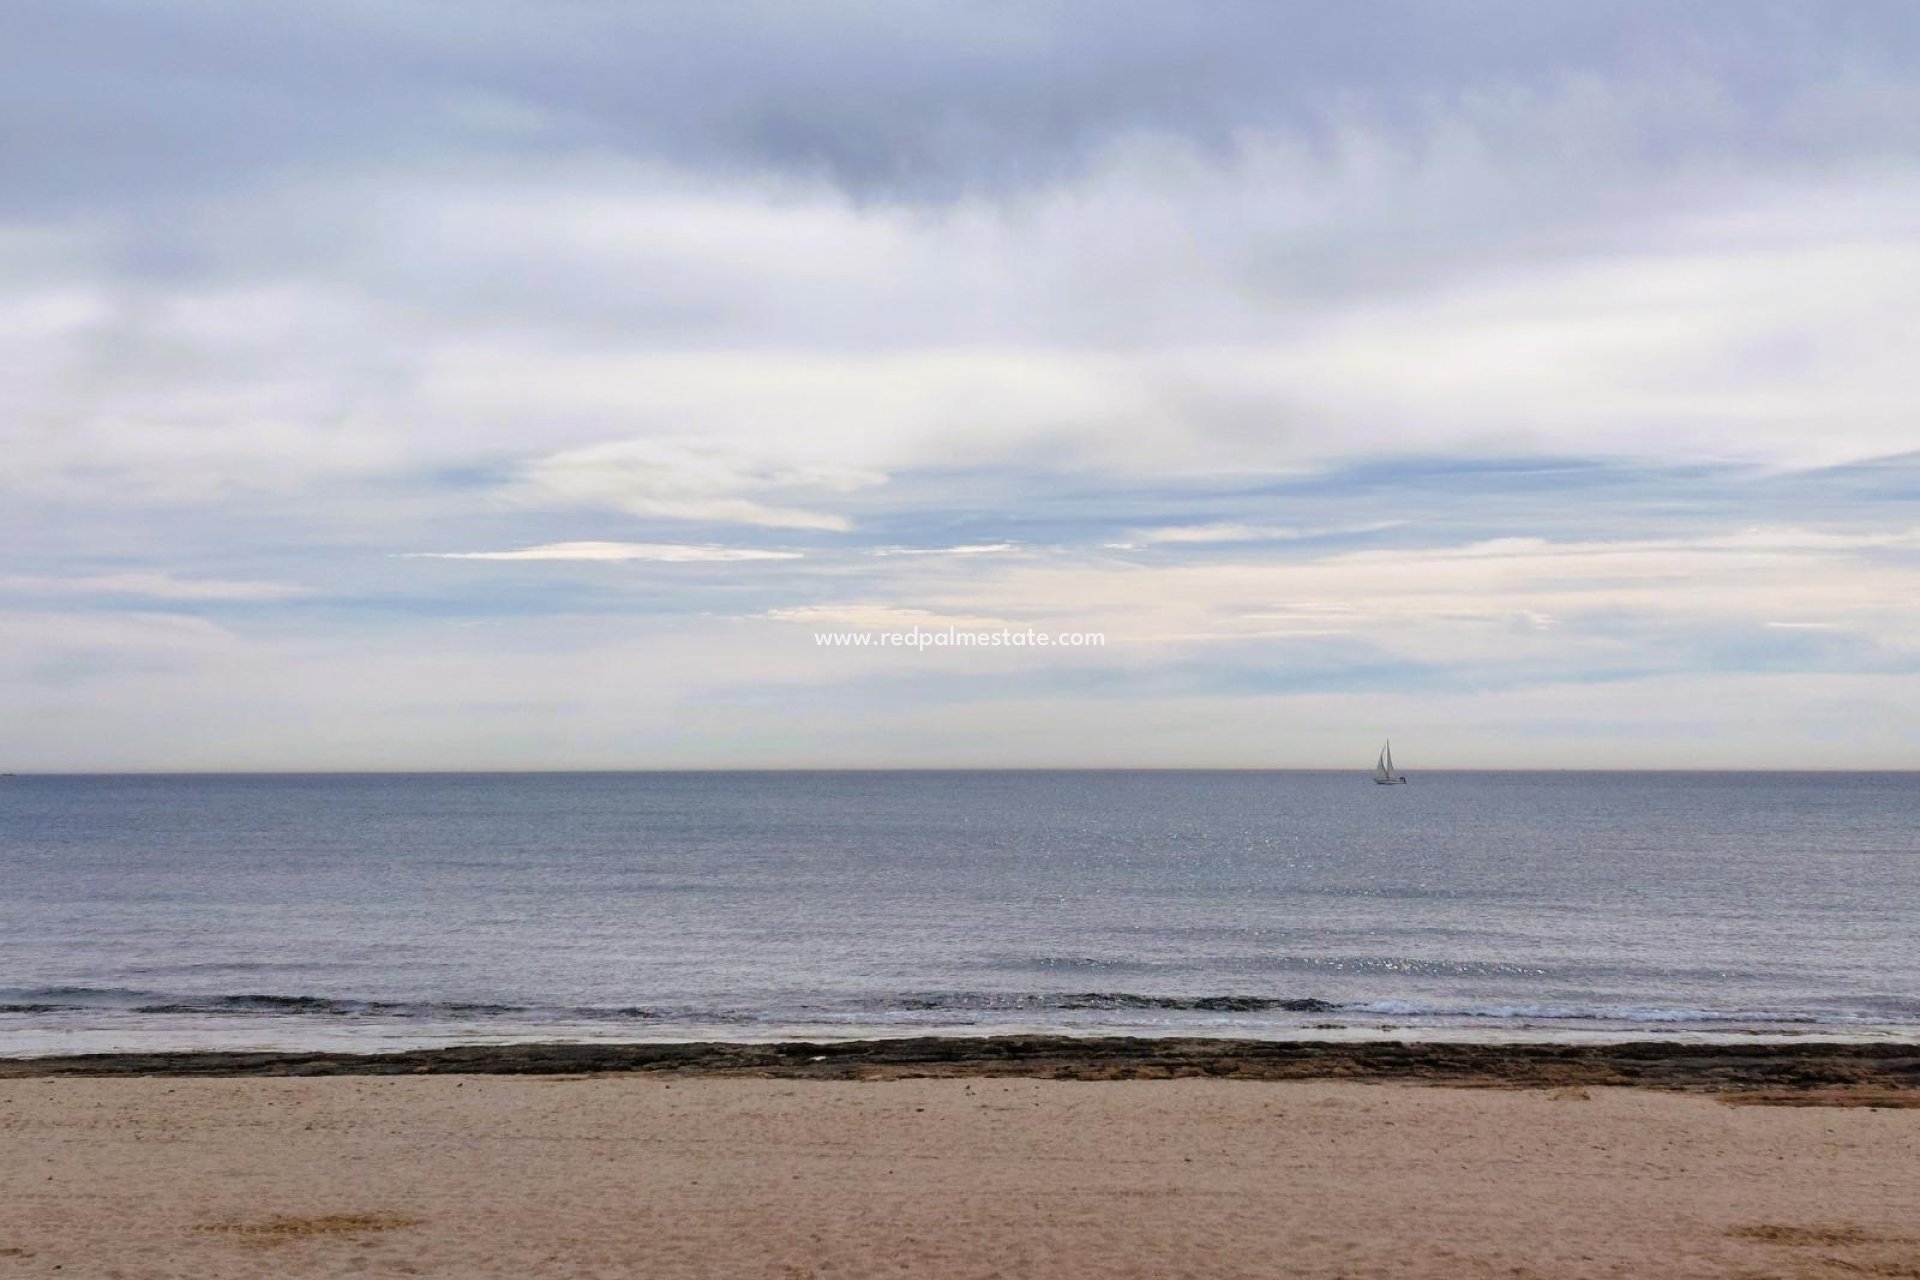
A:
7,1033,1919,1093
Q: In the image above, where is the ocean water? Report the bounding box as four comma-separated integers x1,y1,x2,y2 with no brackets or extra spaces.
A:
2,771,1917,1055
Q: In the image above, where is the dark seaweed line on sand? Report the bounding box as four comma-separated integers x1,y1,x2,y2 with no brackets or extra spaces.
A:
4,1036,1919,1091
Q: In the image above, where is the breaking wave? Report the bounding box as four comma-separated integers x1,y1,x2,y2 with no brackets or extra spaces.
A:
4,987,1910,1031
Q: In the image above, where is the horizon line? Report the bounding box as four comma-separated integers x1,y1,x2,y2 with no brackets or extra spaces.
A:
7,766,1919,778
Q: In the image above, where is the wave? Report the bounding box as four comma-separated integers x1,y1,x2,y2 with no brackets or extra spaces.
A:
889,992,1342,1014
1343,1000,1832,1025
0,989,665,1021
863,991,1908,1027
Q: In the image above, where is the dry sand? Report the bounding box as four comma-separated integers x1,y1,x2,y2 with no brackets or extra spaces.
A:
3,1075,1917,1279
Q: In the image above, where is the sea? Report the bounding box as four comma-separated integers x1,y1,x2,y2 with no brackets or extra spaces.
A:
2,771,1917,1055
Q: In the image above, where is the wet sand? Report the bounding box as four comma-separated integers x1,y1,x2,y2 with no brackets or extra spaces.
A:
6,1033,1920,1091
3,1069,1918,1279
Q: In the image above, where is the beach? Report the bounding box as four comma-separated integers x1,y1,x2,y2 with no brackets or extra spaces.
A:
6,777,1918,1279
3,1041,1917,1279
13,0,1920,1272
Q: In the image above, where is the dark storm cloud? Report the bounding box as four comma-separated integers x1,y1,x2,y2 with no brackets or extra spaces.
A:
8,0,1920,218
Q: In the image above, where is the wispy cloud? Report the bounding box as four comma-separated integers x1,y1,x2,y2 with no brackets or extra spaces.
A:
870,543,1018,557
761,604,1010,629
510,439,883,531
0,573,309,600
410,542,802,563
1129,522,1405,545
829,524,1920,664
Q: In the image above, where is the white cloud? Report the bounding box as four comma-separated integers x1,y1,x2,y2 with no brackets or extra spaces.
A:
1133,522,1403,544
385,159,1920,483
509,438,884,531
1218,217,1920,469
410,541,801,563
870,543,1017,556
761,603,1010,629
839,525,1920,659
10,138,1920,517
0,572,309,600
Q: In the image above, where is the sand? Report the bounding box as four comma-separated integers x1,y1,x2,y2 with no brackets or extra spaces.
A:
3,1074,1917,1279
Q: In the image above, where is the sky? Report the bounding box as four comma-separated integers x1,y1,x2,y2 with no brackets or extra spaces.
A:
3,0,1919,770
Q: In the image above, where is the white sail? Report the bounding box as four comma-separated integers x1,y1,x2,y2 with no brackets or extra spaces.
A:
1373,739,1404,784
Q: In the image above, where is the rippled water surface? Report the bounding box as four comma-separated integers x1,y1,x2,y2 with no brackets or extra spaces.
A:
3,771,1916,1052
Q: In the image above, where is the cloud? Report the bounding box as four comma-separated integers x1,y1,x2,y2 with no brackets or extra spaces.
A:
761,604,1010,629
0,572,309,600
7,3,1920,765
0,611,241,687
409,541,802,563
11,1,1920,213
1215,199,1920,469
10,104,1920,516
1132,522,1403,544
831,524,1920,665
870,543,1017,557
510,439,884,531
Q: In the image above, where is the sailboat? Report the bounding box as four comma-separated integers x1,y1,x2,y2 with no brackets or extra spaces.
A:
1372,740,1407,785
